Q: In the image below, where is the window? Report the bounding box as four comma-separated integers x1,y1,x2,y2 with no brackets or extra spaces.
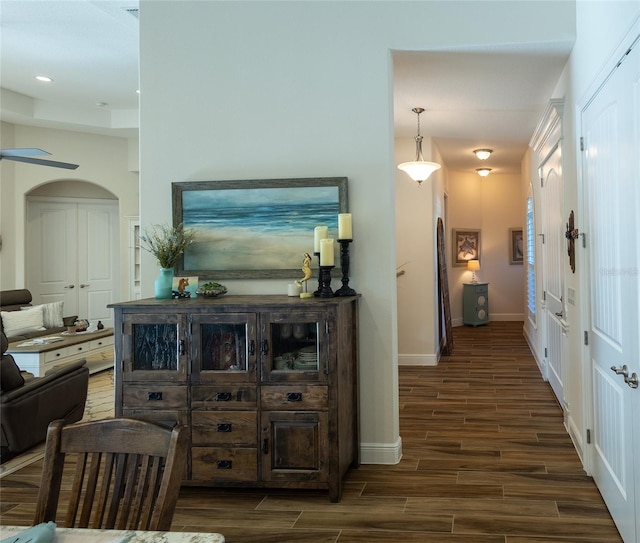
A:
526,193,536,324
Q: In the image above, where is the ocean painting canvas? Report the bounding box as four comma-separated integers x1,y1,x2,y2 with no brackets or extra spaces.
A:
172,178,348,279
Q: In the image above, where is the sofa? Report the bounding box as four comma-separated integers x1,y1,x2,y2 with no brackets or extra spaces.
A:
1,330,89,461
0,289,77,343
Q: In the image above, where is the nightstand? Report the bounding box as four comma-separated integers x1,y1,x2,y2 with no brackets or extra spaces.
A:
463,283,489,326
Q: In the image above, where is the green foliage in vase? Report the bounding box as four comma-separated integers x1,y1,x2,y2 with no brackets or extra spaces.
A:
139,223,196,269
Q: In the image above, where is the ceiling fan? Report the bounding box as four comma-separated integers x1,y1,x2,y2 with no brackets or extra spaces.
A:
0,148,79,170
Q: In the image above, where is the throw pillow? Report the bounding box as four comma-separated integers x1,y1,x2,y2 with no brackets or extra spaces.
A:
21,301,64,328
1,306,46,337
0,354,25,392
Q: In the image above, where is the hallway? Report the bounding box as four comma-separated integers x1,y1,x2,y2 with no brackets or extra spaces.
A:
0,322,622,541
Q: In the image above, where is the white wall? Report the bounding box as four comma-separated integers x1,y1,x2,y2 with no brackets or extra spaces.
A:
395,136,446,365
523,1,639,458
447,171,525,325
0,122,139,300
139,0,577,463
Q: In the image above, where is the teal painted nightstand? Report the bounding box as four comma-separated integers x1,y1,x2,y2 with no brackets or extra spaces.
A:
463,282,489,326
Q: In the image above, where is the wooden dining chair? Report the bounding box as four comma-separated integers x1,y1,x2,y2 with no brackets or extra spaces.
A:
34,418,189,531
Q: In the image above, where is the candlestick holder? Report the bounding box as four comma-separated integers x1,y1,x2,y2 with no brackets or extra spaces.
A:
313,252,322,296
335,239,356,296
319,266,335,298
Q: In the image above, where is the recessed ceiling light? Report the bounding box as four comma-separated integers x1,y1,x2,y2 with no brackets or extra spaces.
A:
95,102,108,107
35,75,53,83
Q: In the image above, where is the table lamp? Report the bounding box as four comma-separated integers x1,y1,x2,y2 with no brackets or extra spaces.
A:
467,259,480,283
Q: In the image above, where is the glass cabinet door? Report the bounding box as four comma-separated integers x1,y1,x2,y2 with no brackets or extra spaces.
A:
262,311,328,383
122,314,187,382
191,314,257,383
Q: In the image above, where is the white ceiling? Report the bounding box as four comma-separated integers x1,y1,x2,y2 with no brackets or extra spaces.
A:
0,0,573,175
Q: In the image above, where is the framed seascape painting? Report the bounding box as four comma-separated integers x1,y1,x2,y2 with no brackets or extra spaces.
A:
172,177,348,279
453,229,481,266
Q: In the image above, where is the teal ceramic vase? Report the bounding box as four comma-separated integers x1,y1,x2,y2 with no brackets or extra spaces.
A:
154,267,174,299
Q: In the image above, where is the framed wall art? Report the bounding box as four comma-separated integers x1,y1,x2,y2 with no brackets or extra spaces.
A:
509,227,524,264
172,177,348,279
453,229,481,266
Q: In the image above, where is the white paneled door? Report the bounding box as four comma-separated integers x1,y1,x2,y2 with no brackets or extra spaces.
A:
582,38,639,543
27,198,119,329
540,141,566,407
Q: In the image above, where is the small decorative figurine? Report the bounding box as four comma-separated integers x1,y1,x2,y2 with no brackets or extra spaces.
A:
296,252,314,298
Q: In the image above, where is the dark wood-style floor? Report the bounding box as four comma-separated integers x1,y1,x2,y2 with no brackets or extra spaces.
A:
0,322,622,542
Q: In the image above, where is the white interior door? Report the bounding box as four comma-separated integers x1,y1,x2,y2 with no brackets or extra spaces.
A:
583,38,639,543
540,142,566,406
27,198,119,328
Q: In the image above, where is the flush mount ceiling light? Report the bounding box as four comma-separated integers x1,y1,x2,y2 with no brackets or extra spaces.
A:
476,168,492,177
35,75,53,83
397,107,441,186
473,149,493,160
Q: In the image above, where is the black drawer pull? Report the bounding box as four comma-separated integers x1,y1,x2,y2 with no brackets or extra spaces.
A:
248,339,255,356
215,392,232,401
217,423,232,432
216,460,232,470
261,339,269,355
147,391,163,401
261,438,269,454
286,392,302,402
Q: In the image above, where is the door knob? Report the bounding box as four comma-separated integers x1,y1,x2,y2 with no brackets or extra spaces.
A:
80,283,90,288
610,365,629,377
555,311,563,318
64,284,75,289
625,372,638,389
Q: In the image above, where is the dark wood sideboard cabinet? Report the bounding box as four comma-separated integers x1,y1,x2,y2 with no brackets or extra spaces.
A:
108,295,360,502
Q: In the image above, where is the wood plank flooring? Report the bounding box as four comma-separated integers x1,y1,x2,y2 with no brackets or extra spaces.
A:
0,322,621,542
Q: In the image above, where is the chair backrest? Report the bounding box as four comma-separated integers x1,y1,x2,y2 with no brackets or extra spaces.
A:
34,418,189,531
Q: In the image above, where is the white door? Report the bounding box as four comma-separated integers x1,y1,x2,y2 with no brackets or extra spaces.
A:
583,38,639,543
540,142,566,406
27,199,119,328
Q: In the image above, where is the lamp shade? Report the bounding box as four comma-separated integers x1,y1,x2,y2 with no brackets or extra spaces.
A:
397,160,441,183
467,259,480,271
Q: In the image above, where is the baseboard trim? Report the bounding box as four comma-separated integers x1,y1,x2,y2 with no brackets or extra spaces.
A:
523,326,546,378
398,354,438,366
360,437,402,465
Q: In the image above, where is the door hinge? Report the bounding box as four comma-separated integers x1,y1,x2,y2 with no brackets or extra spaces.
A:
540,176,544,188
543,291,546,301
544,347,548,358
581,232,587,248
580,137,584,151
587,429,591,444
584,331,589,345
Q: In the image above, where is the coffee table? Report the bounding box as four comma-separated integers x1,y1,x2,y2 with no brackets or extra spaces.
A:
7,329,114,377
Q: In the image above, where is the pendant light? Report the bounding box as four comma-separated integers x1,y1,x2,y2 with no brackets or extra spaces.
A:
398,107,441,185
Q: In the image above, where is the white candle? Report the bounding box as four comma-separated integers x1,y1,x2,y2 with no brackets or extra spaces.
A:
314,226,328,253
338,213,352,240
320,238,334,266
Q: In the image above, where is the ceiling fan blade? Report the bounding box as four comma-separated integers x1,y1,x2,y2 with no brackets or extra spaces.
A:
0,148,50,157
2,155,79,170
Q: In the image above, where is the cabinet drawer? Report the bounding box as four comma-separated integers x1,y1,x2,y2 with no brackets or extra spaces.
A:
192,411,257,446
261,385,328,410
192,447,257,482
90,335,114,350
44,347,72,363
122,385,187,409
192,386,257,408
122,409,189,429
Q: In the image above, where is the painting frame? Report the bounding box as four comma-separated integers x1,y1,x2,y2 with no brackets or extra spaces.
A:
453,229,481,267
509,227,524,265
172,177,348,279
